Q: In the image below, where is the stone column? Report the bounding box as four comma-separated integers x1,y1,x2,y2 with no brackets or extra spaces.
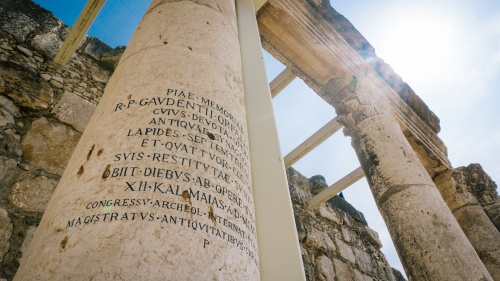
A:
435,169,500,280
14,0,260,280
325,75,493,281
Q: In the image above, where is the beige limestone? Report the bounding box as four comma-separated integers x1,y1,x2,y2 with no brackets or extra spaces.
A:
21,117,81,175
317,255,335,281
52,91,96,132
326,75,493,280
8,175,57,212
0,96,19,127
305,227,336,251
435,170,500,280
335,237,356,264
0,207,12,263
0,156,17,182
333,258,352,280
15,0,259,280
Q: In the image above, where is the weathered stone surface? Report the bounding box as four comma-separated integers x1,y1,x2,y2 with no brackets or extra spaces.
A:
354,269,374,281
0,61,53,110
310,174,328,194
0,207,13,263
434,166,500,280
18,226,37,263
363,227,382,248
306,227,336,251
392,268,406,281
16,46,32,57
100,46,125,70
31,32,62,59
333,258,352,280
485,200,500,231
335,237,356,264
287,168,313,205
52,91,96,132
376,262,397,281
8,175,57,212
341,227,356,243
83,37,114,60
289,167,405,280
0,156,17,182
40,73,51,81
317,204,342,224
327,195,367,225
0,96,19,127
0,11,39,41
353,247,373,274
317,255,335,281
0,77,5,93
21,117,80,175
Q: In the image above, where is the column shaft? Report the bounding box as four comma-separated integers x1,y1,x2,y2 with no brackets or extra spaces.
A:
435,170,500,280
15,0,260,280
326,75,493,281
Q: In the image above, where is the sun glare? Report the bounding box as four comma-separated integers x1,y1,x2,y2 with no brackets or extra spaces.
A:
376,12,456,83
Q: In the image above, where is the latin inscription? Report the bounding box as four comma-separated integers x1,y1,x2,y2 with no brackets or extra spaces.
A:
67,87,258,267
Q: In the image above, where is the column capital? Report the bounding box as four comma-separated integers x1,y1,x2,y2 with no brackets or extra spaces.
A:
325,74,393,137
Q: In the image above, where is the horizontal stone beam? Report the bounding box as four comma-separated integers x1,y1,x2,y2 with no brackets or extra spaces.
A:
270,67,296,98
307,166,365,210
284,117,341,168
53,0,106,66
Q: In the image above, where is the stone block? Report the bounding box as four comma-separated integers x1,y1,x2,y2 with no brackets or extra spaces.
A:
8,175,57,212
317,204,342,224
310,174,328,194
21,117,81,175
0,207,13,263
83,37,114,59
392,267,406,281
305,227,336,251
353,247,373,274
341,227,356,243
327,195,367,225
353,269,373,281
376,261,397,281
333,258,353,280
16,45,32,57
335,237,356,264
287,168,313,205
0,61,53,110
0,11,39,41
317,255,335,281
363,226,382,248
0,96,19,127
31,32,62,59
52,91,96,133
0,156,17,182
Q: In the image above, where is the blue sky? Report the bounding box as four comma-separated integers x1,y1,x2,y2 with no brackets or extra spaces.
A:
32,0,500,276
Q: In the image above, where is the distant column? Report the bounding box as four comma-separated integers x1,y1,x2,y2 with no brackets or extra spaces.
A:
435,169,500,280
326,75,493,280
14,0,259,280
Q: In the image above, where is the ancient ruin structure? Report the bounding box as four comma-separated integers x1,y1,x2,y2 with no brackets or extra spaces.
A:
1,0,499,280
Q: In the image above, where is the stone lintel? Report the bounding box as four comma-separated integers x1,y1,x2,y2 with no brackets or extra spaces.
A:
257,0,450,169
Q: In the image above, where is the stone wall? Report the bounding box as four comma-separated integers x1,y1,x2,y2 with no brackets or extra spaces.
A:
0,1,122,279
288,169,405,281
